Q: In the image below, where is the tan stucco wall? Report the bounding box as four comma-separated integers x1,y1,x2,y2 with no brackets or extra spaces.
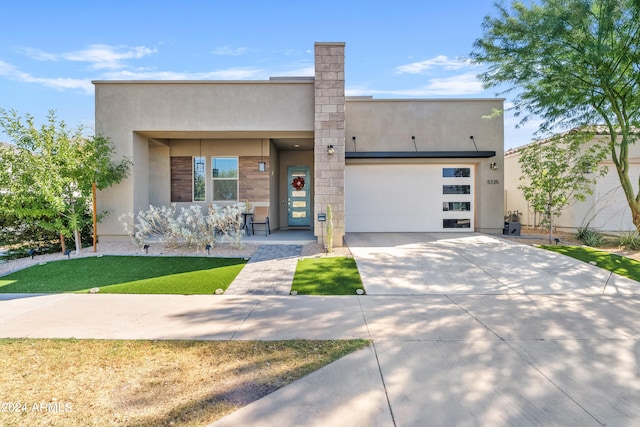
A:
504,135,640,232
345,98,505,234
269,143,280,230
94,80,314,239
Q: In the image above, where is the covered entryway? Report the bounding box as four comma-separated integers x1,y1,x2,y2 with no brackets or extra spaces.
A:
345,164,474,232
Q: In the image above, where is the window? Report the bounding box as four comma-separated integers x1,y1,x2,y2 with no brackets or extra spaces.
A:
443,202,471,211
443,219,471,228
443,185,471,194
193,157,205,201
443,168,471,178
212,157,238,201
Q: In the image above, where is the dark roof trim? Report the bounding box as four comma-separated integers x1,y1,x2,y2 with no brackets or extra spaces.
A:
346,151,496,159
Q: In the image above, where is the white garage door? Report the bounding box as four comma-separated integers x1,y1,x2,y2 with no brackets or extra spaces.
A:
592,165,639,232
345,164,474,232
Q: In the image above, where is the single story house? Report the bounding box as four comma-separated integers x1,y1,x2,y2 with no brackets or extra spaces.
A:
94,42,505,246
504,131,640,233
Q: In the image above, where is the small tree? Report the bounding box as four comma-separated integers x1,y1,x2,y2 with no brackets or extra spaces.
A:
471,0,640,231
0,109,131,253
326,204,333,253
518,131,607,243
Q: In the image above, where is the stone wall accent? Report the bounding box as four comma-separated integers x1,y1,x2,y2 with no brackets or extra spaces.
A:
239,156,269,203
314,42,345,247
170,156,192,202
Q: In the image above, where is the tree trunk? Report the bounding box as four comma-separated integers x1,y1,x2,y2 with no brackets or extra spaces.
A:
74,229,82,255
60,232,66,254
547,193,553,244
631,202,640,233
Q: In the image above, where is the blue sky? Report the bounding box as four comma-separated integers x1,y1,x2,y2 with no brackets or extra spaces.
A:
0,0,539,149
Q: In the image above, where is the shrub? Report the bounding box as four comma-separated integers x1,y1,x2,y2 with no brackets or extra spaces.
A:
119,203,245,249
1,211,94,260
575,226,606,247
615,231,640,250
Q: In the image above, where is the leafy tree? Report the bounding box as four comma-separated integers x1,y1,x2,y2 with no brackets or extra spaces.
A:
518,131,607,243
0,109,131,253
471,0,640,230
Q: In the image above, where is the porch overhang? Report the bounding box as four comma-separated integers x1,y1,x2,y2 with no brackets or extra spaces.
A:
345,151,496,159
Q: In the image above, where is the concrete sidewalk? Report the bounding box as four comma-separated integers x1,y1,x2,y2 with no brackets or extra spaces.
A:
1,293,640,425
2,233,640,425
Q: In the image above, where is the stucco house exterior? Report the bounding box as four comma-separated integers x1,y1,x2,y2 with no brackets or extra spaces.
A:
94,42,505,246
504,131,640,233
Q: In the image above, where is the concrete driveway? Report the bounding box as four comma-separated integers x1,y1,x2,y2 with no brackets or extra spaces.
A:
213,233,640,425
345,232,638,295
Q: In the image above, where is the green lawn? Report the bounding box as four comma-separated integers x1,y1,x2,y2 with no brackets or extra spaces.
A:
292,257,364,295
0,256,247,294
541,245,640,281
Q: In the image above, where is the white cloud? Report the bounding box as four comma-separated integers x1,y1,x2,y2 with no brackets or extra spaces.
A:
211,46,248,56
0,60,93,94
19,47,58,61
100,67,265,80
347,72,483,97
21,44,156,70
395,55,474,74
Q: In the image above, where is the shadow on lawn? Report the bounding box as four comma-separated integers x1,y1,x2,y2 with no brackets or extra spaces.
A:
0,256,246,293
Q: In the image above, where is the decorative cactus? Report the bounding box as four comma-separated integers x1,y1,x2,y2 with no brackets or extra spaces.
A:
326,204,333,253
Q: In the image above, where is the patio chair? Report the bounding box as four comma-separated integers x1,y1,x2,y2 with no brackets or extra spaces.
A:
251,206,270,236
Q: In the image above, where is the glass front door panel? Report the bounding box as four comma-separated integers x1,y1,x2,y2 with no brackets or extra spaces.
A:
288,166,311,227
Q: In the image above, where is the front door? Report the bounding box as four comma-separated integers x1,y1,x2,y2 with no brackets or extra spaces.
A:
288,166,311,227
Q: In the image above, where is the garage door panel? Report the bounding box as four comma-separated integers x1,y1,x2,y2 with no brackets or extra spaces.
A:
345,164,474,232
592,166,638,231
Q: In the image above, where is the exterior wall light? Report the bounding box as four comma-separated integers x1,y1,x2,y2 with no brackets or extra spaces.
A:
327,145,335,155
258,139,266,172
490,162,499,170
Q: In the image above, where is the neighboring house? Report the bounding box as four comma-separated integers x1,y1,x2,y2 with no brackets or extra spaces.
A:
504,130,640,233
94,42,505,247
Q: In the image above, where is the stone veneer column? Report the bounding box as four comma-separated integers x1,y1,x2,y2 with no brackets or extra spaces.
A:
314,42,345,247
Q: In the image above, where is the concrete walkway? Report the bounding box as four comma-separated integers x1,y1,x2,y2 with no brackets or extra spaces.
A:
225,244,302,295
1,233,640,426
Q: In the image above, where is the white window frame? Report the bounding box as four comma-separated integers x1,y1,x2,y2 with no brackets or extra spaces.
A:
193,156,206,202
211,156,239,202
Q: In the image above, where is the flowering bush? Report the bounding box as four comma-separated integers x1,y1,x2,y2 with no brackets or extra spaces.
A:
119,202,245,249
207,203,245,248
119,204,179,248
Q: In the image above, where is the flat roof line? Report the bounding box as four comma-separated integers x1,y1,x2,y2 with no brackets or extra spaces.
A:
91,79,313,85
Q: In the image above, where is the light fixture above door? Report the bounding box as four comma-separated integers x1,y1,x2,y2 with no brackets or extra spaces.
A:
258,139,266,172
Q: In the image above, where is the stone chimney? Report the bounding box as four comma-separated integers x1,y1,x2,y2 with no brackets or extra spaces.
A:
314,42,345,247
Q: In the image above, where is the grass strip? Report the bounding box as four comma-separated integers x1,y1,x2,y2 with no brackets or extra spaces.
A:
0,338,370,427
0,256,246,294
292,257,364,295
541,245,640,281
